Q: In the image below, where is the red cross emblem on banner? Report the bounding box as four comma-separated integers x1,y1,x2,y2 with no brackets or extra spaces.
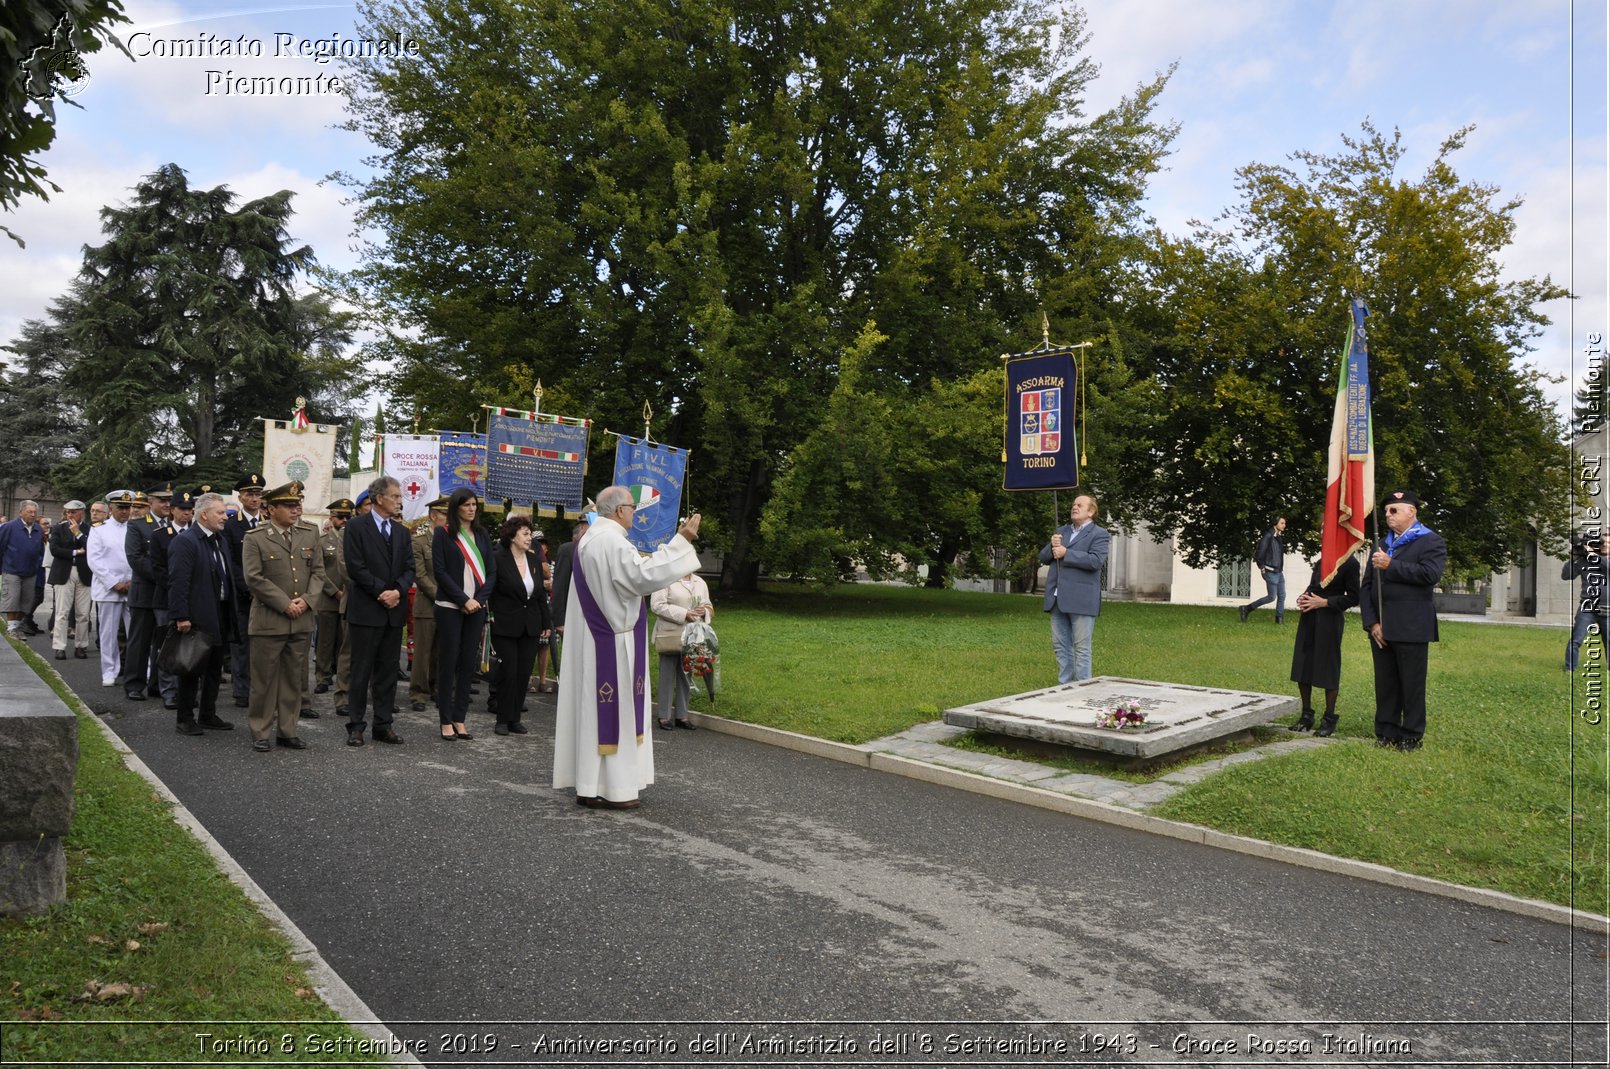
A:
405,478,422,497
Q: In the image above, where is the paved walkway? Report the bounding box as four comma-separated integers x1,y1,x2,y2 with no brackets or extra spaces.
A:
16,625,1608,1067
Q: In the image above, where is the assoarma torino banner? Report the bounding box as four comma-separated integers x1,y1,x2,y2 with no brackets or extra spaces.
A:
1003,349,1078,491
262,418,337,516
485,408,590,512
611,436,690,552
382,434,440,521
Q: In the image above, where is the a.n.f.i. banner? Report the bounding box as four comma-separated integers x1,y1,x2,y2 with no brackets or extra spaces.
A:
611,436,690,552
1003,349,1078,491
262,418,337,517
485,408,590,511
438,431,487,499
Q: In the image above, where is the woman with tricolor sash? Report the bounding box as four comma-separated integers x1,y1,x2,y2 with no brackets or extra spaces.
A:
431,488,496,741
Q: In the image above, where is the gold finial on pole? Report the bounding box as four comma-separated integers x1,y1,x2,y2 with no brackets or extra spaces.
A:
412,408,420,435
295,395,307,410
643,399,653,441
533,380,544,419
470,411,480,435
1041,310,1051,351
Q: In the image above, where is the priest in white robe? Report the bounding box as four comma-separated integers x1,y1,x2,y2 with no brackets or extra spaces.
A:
553,485,702,810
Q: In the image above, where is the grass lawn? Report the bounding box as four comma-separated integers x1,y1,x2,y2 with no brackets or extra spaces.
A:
690,582,1607,913
0,637,374,1065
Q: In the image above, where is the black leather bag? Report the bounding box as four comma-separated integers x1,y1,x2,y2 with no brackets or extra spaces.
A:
158,627,216,677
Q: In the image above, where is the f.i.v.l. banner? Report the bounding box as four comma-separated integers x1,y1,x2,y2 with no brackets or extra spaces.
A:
485,408,589,512
438,431,487,499
611,436,690,552
1003,349,1078,491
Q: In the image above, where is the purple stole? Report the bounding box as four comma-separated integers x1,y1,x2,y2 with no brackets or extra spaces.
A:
569,547,647,754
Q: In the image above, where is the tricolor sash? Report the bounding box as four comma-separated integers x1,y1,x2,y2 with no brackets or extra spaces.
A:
456,529,487,587
569,549,647,754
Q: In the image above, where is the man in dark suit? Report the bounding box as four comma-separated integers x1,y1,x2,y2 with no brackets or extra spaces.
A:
224,473,267,708
166,491,241,736
122,484,173,701
343,476,413,746
1038,494,1111,684
48,499,93,660
147,487,192,709
1360,489,1447,751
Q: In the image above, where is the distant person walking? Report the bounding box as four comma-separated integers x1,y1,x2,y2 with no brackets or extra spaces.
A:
1563,534,1607,672
1239,516,1287,623
1039,494,1110,684
1360,490,1447,751
1288,553,1360,736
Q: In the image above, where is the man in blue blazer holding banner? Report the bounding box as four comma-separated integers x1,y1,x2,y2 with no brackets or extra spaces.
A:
1039,494,1111,684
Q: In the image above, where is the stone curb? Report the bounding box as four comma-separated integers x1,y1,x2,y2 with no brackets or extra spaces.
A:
42,656,424,1067
690,712,1610,933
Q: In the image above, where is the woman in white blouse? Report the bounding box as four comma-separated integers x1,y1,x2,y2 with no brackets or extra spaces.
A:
649,571,711,731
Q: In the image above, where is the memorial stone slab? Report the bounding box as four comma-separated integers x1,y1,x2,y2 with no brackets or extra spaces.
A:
944,676,1297,765
0,640,79,916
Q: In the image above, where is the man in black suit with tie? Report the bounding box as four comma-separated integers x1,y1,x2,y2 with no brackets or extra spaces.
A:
166,491,241,736
343,475,414,746
1360,489,1447,752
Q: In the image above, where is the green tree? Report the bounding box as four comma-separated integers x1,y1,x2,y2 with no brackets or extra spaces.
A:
1130,123,1572,574
2,0,129,246
336,0,1172,589
0,296,90,499
22,164,362,496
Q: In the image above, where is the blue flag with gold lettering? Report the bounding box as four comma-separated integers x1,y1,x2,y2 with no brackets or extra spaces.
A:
611,436,690,552
1003,350,1078,490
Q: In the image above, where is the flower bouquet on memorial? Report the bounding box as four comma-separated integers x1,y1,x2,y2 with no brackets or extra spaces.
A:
681,618,720,703
1094,702,1146,730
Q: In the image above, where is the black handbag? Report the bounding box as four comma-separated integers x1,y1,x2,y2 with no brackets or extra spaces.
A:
158,627,216,677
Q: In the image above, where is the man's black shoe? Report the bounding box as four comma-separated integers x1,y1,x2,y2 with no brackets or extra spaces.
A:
124,690,147,702
1238,605,1249,623
300,707,320,719
373,729,405,745
74,647,88,659
233,697,249,708
507,722,528,734
163,698,177,710
175,719,204,736
346,730,365,747
199,716,234,730
314,682,330,694
54,649,66,660
276,736,308,750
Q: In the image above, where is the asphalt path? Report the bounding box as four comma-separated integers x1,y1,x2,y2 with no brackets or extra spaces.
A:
26,625,1608,1067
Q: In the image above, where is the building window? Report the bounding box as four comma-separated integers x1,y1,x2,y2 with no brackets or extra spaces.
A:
1217,559,1251,598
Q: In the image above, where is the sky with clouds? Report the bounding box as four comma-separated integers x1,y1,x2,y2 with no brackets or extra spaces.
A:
3,0,1604,424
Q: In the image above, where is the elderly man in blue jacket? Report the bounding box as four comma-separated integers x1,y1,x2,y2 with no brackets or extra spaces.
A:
1039,494,1111,684
0,500,47,636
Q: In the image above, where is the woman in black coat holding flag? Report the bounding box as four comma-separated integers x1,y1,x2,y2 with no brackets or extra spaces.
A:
432,488,495,740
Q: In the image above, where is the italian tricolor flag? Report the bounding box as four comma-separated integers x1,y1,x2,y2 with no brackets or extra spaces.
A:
629,485,660,511
1320,299,1375,587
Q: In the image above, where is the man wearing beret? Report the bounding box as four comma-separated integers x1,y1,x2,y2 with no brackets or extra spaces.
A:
409,495,448,711
242,481,323,752
224,473,267,708
1360,490,1447,751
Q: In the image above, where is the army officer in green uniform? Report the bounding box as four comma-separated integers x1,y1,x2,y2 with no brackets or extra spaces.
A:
242,481,324,752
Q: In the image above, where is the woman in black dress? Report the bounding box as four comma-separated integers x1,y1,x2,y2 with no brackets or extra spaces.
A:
488,514,551,734
431,488,495,740
1290,554,1360,736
